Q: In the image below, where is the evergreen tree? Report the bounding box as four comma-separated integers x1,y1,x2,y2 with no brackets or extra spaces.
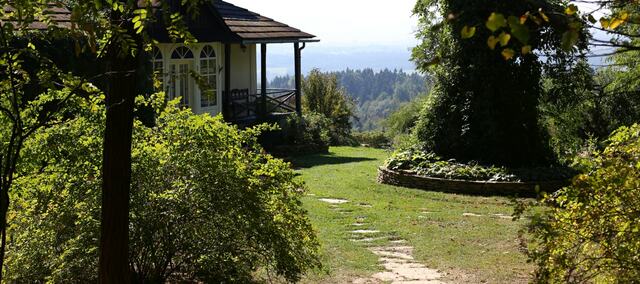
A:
412,0,587,167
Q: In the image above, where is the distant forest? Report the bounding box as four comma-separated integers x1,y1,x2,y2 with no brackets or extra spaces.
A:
270,68,430,130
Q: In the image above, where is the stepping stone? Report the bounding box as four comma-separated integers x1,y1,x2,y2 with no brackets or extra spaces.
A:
380,246,413,253
389,239,407,244
319,198,349,204
357,203,373,208
306,193,316,196
370,249,414,260
352,223,366,227
462,213,483,217
350,236,387,242
492,213,513,220
351,229,380,234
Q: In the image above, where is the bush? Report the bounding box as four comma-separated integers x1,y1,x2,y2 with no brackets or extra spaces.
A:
385,148,575,182
6,95,321,283
522,124,640,283
383,94,428,136
352,131,390,148
302,69,356,145
280,112,331,148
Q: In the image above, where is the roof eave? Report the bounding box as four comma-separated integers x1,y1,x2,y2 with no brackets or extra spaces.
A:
241,38,320,45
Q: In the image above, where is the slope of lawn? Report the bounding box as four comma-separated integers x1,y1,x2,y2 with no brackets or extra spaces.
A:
293,146,533,283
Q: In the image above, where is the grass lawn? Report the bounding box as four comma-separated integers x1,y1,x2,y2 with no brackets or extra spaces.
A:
293,146,534,283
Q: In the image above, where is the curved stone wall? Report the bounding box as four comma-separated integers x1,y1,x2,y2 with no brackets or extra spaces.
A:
377,167,569,197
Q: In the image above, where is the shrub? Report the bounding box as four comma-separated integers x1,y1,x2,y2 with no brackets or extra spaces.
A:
280,112,331,148
6,95,321,283
352,131,390,148
383,94,428,137
522,124,640,283
302,69,356,145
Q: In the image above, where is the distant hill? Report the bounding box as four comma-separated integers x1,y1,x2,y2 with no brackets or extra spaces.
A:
270,68,431,130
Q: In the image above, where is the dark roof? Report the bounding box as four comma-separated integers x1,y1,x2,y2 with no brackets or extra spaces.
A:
2,3,71,30
211,1,316,42
5,1,317,43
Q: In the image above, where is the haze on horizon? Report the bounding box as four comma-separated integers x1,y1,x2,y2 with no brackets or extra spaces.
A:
229,0,608,78
227,0,420,78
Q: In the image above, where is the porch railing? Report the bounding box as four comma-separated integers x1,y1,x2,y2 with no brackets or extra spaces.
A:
227,88,297,121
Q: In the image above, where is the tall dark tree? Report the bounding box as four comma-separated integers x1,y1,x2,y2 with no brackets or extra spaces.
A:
0,1,200,281
411,0,587,167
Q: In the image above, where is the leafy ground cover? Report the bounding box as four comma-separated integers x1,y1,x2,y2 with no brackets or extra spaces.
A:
385,149,576,182
293,147,535,283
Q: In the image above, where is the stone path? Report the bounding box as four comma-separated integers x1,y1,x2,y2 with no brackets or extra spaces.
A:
318,197,447,284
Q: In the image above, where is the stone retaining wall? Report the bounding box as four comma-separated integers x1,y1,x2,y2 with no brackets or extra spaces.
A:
377,167,569,197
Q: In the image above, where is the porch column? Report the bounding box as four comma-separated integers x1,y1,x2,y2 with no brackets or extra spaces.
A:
260,43,267,119
294,42,302,116
224,43,231,120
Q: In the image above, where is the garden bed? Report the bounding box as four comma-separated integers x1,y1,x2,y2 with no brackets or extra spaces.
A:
377,167,570,197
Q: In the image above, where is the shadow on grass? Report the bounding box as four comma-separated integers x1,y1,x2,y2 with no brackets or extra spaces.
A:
290,152,377,169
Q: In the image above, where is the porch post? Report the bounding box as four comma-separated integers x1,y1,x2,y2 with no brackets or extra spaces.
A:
294,42,302,116
224,43,231,120
260,43,267,119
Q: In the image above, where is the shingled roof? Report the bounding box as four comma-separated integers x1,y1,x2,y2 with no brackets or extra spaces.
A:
211,0,316,43
4,1,317,43
2,3,71,30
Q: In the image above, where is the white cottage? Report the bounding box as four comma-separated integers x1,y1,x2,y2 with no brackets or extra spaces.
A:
148,0,318,123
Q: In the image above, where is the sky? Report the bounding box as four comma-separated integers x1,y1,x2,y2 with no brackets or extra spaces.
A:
229,0,420,49
229,0,421,78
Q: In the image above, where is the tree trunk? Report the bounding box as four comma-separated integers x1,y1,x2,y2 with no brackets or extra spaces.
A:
98,48,137,283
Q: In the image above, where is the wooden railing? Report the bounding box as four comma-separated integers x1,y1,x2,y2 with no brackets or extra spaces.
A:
226,88,297,121
261,88,296,114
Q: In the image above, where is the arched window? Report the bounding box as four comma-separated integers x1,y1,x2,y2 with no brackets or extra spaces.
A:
151,46,164,91
168,46,194,107
171,46,194,59
199,45,218,107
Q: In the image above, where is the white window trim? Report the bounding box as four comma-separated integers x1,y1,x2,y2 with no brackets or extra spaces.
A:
153,43,223,116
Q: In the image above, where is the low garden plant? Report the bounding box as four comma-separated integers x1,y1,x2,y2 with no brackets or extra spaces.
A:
385,148,575,182
6,95,321,282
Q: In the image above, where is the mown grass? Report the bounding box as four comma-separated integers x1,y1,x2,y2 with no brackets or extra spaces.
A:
294,146,534,283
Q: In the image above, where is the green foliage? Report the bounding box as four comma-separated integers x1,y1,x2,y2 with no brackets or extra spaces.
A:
6,96,321,282
523,124,640,283
352,131,390,149
272,69,430,131
302,69,356,145
411,0,586,167
281,112,331,148
385,148,575,182
540,59,640,163
383,93,429,136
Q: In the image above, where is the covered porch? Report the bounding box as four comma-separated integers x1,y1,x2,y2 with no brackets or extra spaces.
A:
223,41,316,124
213,0,319,124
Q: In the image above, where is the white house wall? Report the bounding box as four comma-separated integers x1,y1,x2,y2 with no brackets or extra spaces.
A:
228,44,257,95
